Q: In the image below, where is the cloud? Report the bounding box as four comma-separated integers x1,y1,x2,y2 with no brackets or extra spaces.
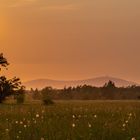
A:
7,0,37,8
41,4,78,11
6,0,78,12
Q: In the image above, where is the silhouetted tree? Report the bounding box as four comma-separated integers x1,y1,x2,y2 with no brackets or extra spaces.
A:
0,76,24,103
0,53,9,70
0,53,25,103
102,81,116,99
103,80,116,88
32,88,41,100
41,87,54,105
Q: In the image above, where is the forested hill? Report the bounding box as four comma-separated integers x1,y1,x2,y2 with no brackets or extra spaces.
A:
24,76,139,89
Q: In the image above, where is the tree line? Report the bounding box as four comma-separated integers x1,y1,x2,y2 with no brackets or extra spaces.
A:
31,80,140,100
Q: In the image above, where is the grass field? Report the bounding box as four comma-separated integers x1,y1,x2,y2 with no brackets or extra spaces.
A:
0,101,140,140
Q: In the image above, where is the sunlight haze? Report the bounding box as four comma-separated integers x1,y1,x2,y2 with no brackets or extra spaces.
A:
1,0,140,83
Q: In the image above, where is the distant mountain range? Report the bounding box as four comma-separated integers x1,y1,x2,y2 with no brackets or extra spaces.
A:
23,76,139,89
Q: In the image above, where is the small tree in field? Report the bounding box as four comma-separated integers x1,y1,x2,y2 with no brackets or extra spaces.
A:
41,87,54,105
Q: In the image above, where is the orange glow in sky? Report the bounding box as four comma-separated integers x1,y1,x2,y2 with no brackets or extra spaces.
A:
1,0,140,82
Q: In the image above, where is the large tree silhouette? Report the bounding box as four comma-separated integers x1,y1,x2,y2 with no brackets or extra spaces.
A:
0,53,24,103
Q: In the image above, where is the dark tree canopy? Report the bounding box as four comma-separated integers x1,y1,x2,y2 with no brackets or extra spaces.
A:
0,76,23,103
104,80,116,89
0,53,9,69
0,53,25,103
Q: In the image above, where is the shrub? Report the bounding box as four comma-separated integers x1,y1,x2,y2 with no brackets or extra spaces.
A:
42,96,54,105
15,87,25,104
41,87,54,105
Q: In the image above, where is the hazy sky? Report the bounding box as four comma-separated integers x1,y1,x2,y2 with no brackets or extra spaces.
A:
1,0,140,82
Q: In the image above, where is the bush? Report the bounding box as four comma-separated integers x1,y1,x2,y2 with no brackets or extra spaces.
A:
15,87,25,104
41,87,54,105
42,97,54,105
16,93,25,104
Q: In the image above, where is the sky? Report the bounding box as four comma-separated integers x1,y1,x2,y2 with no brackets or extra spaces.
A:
0,0,140,83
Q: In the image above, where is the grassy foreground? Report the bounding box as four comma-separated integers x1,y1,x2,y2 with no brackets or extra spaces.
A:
0,101,140,140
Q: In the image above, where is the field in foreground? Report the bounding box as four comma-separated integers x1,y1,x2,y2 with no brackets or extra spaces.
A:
0,101,140,140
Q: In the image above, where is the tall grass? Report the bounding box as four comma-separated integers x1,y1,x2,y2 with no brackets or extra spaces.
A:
0,101,140,140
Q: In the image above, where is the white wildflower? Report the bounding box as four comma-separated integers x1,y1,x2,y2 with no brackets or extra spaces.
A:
36,114,40,118
72,115,75,119
72,123,75,128
123,123,126,127
24,125,27,128
88,123,92,128
125,120,128,123
129,113,132,117
94,115,97,118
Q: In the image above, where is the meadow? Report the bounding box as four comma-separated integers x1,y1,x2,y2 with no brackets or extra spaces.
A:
0,101,140,140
